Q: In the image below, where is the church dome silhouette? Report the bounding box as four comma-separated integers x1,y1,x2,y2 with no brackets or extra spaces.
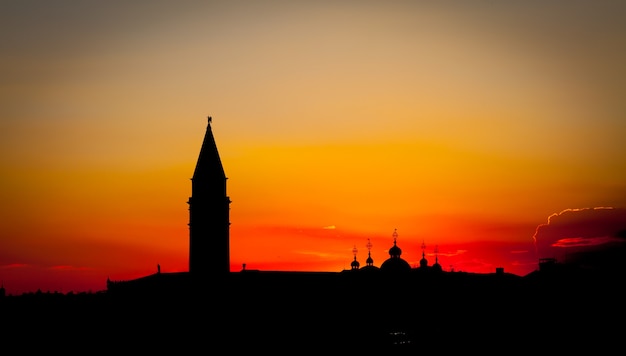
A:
380,229,411,272
359,238,380,272
350,245,360,270
431,245,443,272
380,257,412,272
432,259,443,272
388,243,402,257
420,254,428,269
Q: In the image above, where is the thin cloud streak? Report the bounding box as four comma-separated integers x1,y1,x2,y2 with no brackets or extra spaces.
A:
50,265,93,271
1,263,29,269
552,236,621,248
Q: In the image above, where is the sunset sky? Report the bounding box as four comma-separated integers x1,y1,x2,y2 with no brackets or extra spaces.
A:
2,1,626,295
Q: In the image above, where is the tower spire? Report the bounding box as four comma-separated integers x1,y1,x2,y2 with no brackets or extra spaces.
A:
188,116,231,276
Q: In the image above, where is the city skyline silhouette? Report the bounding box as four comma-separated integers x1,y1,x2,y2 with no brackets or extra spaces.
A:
3,116,625,296
3,115,625,353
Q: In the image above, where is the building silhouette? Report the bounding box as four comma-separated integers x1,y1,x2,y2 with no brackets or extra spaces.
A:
107,117,479,291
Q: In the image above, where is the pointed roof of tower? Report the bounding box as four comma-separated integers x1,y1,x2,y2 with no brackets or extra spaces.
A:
193,116,226,181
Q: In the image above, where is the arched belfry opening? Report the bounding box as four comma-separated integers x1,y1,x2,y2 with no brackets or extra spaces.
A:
188,116,231,276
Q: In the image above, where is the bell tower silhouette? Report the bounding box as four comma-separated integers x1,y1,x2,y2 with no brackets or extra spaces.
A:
188,116,231,276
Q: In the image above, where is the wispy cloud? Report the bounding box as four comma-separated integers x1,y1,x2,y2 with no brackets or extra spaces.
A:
1,263,29,269
552,236,621,248
295,250,335,259
50,265,92,271
436,249,467,257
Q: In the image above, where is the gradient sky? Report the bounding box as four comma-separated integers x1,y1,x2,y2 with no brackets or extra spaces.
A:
2,0,626,295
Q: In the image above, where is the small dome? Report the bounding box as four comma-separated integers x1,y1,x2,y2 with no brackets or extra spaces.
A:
420,255,428,268
388,244,402,257
362,251,378,271
388,228,402,258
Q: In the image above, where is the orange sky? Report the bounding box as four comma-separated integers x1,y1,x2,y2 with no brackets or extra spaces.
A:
1,1,626,295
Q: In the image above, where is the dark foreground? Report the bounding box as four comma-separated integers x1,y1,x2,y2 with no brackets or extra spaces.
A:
2,270,623,354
